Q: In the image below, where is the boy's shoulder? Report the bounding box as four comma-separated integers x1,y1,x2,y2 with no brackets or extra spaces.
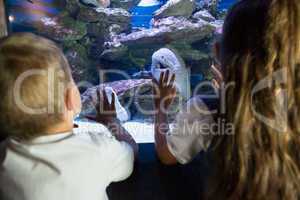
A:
1,132,133,169
72,130,133,157
73,122,122,147
73,131,120,147
71,131,134,181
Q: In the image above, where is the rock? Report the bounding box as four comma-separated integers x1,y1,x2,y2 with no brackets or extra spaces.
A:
100,43,149,69
109,16,216,47
170,42,210,61
81,79,152,101
192,10,216,22
78,6,131,23
195,0,219,16
209,19,223,33
36,14,87,42
101,16,219,75
132,70,153,79
86,21,107,37
87,22,129,41
80,79,152,120
154,0,196,19
62,41,98,83
81,0,110,8
80,79,184,122
110,0,140,10
66,54,89,83
78,7,131,38
65,0,81,16
109,23,128,35
100,45,128,60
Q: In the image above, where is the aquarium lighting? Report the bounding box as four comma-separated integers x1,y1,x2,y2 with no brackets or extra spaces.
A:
8,15,15,22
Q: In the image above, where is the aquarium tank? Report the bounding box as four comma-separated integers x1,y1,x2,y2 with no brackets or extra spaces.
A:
5,0,235,142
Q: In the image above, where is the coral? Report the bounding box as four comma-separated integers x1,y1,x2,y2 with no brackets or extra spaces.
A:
110,0,140,10
36,14,87,42
193,9,216,22
38,0,223,92
154,0,196,19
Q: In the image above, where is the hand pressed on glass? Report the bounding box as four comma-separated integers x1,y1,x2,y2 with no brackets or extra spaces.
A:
153,70,176,112
85,89,118,126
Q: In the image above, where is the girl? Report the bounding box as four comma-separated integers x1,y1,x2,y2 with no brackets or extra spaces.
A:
154,0,300,199
207,0,300,199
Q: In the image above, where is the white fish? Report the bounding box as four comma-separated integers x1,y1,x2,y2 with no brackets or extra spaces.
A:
151,48,191,100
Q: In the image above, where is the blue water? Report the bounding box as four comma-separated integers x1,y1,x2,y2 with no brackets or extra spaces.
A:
131,5,162,29
131,0,167,29
218,0,236,11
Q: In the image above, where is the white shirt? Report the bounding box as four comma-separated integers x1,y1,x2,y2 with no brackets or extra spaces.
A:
167,96,215,164
0,131,134,200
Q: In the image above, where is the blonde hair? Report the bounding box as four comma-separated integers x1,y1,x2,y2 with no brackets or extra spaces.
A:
207,0,300,199
0,33,73,140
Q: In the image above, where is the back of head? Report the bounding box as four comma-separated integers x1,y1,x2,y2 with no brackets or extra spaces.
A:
208,0,300,199
0,33,72,140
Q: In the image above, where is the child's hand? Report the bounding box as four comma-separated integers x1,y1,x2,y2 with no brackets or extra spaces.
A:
86,89,138,157
86,89,117,126
153,70,176,112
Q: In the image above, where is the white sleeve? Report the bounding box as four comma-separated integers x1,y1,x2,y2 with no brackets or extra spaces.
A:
89,133,135,183
166,97,214,164
74,123,135,182
104,139,134,182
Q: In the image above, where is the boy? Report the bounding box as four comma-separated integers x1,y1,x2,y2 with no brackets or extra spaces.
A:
0,33,138,200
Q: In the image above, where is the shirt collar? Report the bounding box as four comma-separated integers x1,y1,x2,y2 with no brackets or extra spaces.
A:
10,132,74,145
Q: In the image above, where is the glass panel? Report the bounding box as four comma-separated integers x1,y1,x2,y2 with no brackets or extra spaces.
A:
5,0,235,143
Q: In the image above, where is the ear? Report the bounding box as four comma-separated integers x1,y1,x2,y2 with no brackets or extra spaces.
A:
65,86,75,112
65,85,81,113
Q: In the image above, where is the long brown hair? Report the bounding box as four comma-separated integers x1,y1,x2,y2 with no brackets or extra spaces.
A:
207,0,300,199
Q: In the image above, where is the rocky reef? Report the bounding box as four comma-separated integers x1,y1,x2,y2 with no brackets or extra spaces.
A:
154,0,196,19
34,0,223,121
81,0,111,8
80,79,184,121
36,0,222,82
